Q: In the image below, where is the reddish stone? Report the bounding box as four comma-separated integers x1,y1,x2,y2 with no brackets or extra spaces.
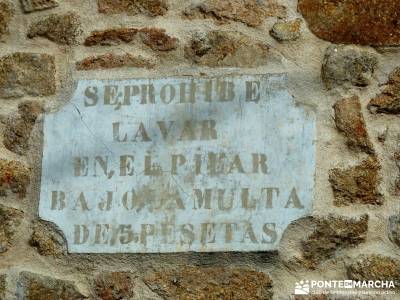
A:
84,27,177,51
333,96,374,154
94,272,136,300
185,31,269,67
0,159,30,198
76,53,155,70
145,266,273,299
298,0,400,46
139,28,177,51
183,0,286,27
84,28,139,46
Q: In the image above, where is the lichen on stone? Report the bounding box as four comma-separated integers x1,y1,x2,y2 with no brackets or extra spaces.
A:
29,220,66,257
3,101,44,156
270,19,302,42
347,255,400,287
322,45,378,90
0,1,12,38
389,215,400,248
0,52,55,99
0,204,23,253
28,12,82,45
301,214,368,269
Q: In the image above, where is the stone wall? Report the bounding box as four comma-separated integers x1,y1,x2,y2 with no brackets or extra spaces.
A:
0,0,399,299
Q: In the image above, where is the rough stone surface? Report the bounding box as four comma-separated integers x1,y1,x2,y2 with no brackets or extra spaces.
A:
139,28,178,51
298,0,400,46
395,151,400,195
0,204,23,253
329,157,382,206
347,255,400,286
0,274,5,299
322,45,378,90
270,19,302,42
20,0,58,13
368,66,400,114
76,53,155,70
388,215,400,248
145,266,273,300
84,27,178,51
3,101,44,156
185,31,268,67
0,53,56,99
93,272,136,300
183,0,286,27
333,96,374,154
0,159,30,198
29,220,66,257
98,0,168,17
28,13,82,45
295,296,327,300
300,214,368,269
0,2,12,38
17,272,85,300
84,28,139,46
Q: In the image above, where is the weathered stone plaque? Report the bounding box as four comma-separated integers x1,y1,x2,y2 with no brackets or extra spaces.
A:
40,74,316,253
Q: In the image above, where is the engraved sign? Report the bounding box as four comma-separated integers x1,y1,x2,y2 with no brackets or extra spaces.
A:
39,74,316,253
